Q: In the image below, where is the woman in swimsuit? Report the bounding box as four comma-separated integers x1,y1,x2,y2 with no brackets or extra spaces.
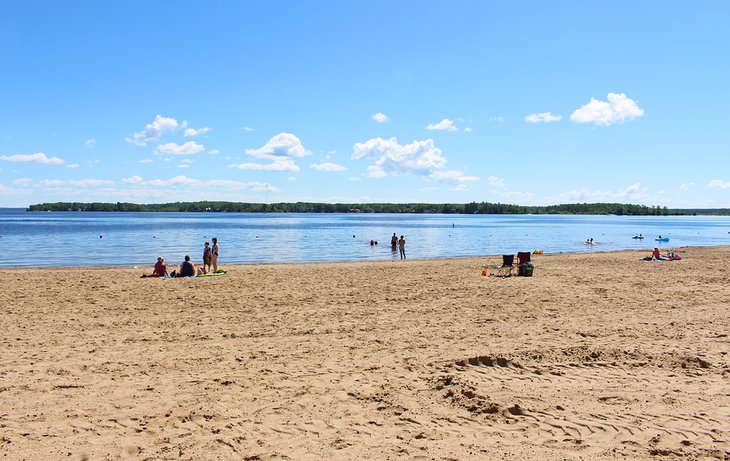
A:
211,237,219,273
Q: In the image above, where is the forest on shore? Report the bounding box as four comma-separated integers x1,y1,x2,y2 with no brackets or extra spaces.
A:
26,201,730,215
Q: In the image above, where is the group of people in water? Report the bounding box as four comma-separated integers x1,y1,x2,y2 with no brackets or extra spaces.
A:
390,233,406,259
369,233,407,259
143,237,219,278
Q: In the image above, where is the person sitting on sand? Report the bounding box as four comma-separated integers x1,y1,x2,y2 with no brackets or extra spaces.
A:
652,247,661,260
175,255,197,277
142,256,169,277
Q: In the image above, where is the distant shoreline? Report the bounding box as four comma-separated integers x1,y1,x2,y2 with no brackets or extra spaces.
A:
22,201,730,216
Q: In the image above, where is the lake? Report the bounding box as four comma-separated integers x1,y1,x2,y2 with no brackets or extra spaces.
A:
1,209,728,267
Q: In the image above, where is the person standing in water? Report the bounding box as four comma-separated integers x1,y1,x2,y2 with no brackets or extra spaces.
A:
211,237,219,273
390,233,398,250
398,235,406,259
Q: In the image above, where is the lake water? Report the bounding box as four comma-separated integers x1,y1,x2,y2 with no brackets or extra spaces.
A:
1,208,729,267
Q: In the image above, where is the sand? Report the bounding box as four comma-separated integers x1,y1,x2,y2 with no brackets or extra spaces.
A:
0,246,728,460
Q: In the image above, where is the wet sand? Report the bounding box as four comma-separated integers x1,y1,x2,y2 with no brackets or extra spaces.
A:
1,246,728,460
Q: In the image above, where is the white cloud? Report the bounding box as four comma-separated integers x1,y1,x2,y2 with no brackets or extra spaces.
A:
463,127,473,132
122,175,144,184
184,127,210,137
40,179,65,186
708,179,730,190
177,163,190,168
234,133,310,172
570,93,645,126
351,137,447,177
85,138,96,148
310,162,347,172
245,133,310,158
66,163,80,169
428,170,479,184
525,112,562,123
679,182,695,192
229,157,299,172
120,175,277,192
487,176,506,187
208,149,220,155
426,118,458,131
501,190,535,201
157,141,205,155
371,112,389,123
489,116,504,123
12,178,33,186
555,182,649,202
139,159,153,164
148,175,200,187
0,153,64,165
125,115,179,146
69,179,114,187
242,126,254,132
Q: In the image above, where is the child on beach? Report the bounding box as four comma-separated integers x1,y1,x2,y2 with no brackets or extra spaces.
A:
201,241,212,274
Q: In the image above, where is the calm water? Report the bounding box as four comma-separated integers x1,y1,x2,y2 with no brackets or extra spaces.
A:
1,208,729,267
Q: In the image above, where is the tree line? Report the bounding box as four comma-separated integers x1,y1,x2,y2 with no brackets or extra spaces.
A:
25,201,730,215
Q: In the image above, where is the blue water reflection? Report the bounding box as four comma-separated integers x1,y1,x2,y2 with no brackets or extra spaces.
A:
0,209,728,267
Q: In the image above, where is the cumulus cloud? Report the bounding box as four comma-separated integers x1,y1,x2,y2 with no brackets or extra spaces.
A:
208,149,220,155
708,179,730,190
463,127,473,132
0,153,64,165
310,162,347,172
232,133,310,172
570,93,645,126
245,133,310,158
12,178,33,186
157,141,205,155
125,115,179,146
525,112,562,123
679,182,695,192
487,176,506,187
351,137,447,178
184,127,210,137
489,116,504,123
66,164,80,169
426,118,458,131
242,126,254,132
371,112,389,123
85,138,96,148
139,159,153,164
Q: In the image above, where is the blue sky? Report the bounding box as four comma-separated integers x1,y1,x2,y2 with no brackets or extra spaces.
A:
1,1,728,208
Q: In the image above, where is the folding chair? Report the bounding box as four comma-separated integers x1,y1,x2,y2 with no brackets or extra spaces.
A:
490,254,514,277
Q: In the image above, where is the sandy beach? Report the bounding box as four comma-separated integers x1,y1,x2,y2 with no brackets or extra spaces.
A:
1,246,728,460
